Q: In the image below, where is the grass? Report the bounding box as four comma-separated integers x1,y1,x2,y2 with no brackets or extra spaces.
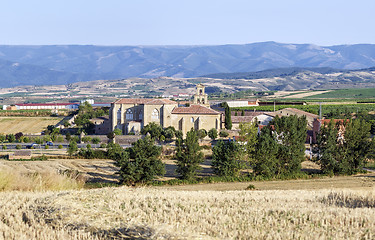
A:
0,187,374,239
0,170,85,191
0,116,62,134
305,88,375,99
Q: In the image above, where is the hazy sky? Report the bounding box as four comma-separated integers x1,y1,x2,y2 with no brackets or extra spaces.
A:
1,0,374,46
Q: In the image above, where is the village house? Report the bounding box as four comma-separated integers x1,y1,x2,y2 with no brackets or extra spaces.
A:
109,84,221,136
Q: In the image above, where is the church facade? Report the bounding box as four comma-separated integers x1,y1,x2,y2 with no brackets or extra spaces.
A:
109,84,221,136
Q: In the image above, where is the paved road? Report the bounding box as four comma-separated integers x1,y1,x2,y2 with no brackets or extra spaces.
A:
0,143,132,150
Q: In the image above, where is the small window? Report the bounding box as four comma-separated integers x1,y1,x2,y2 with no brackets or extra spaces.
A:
191,117,194,123
117,109,121,120
151,108,159,120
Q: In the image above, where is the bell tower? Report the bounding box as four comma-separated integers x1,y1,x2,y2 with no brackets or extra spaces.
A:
193,84,209,106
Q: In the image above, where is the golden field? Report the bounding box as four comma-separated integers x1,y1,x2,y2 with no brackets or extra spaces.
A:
0,182,374,239
0,117,62,134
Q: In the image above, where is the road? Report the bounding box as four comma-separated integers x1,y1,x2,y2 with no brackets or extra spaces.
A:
0,143,132,150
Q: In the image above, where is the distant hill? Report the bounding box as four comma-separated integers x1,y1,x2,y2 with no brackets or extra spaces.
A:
2,42,375,87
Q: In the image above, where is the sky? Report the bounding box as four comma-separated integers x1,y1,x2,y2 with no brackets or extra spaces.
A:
0,0,374,46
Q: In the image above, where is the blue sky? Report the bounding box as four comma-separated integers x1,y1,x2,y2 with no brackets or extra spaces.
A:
1,0,374,46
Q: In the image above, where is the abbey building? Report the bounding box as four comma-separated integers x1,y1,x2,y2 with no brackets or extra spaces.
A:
109,84,221,136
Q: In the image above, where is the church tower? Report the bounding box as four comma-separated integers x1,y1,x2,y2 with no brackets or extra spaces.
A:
193,84,209,106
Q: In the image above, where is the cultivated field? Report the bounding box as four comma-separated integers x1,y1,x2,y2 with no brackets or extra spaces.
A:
0,117,62,134
0,186,374,239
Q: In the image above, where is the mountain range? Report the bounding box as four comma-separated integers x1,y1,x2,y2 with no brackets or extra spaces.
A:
1,42,375,87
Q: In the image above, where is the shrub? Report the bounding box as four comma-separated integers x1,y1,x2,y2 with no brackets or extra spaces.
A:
92,137,101,144
44,145,49,149
16,144,22,150
81,136,92,143
100,143,107,148
219,131,229,138
58,144,63,149
208,128,218,140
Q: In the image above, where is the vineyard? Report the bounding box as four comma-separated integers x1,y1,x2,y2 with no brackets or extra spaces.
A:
232,103,375,115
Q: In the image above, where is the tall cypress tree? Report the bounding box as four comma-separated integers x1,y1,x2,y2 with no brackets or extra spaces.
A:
224,104,232,130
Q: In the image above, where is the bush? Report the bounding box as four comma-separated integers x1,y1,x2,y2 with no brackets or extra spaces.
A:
58,144,63,149
2,145,6,150
100,143,107,148
113,128,122,136
219,131,229,138
92,137,101,144
208,128,218,140
44,145,49,149
16,144,22,150
81,136,92,143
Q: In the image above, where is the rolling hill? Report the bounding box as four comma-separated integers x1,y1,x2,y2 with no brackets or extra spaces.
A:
1,42,375,87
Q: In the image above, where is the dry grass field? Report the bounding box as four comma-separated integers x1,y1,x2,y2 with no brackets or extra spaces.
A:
1,155,375,239
0,186,374,239
0,117,62,134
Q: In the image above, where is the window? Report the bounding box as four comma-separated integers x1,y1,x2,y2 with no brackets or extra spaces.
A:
191,117,194,123
139,110,143,120
126,109,133,120
151,108,159,121
117,109,121,121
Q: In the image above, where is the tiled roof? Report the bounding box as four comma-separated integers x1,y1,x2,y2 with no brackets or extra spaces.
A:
172,104,220,115
318,119,349,125
279,108,319,118
114,98,177,105
231,116,255,123
144,99,177,105
114,98,153,104
16,103,77,106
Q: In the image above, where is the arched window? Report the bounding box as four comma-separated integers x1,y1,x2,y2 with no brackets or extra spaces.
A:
126,109,133,120
117,109,121,121
151,109,159,121
191,117,194,123
199,89,203,94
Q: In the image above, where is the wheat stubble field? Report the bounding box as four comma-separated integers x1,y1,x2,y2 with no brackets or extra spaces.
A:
1,158,375,239
0,187,374,239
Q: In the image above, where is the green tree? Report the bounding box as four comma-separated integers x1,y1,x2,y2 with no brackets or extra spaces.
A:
113,128,122,136
238,121,258,160
224,104,232,130
316,120,340,174
340,119,373,174
115,136,165,185
162,127,175,141
241,110,245,116
219,130,229,138
197,129,207,141
175,129,204,180
92,137,101,144
253,126,279,178
6,134,15,143
65,132,71,142
16,144,22,149
141,122,163,140
67,141,78,156
212,140,243,177
0,134,5,143
208,128,218,140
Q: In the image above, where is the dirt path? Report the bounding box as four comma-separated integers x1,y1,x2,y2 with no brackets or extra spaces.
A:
160,173,375,191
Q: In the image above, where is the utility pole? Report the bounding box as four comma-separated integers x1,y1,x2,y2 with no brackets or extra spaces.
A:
274,101,276,112
319,102,322,120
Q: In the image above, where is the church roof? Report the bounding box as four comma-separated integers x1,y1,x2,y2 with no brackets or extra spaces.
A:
172,104,220,115
144,99,177,105
114,98,177,105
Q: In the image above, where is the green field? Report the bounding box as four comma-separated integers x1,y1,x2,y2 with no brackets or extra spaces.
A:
305,88,375,99
232,103,375,115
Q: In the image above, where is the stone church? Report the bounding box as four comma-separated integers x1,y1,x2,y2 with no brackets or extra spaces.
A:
109,84,221,136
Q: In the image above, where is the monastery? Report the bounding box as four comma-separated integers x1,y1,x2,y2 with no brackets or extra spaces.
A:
109,84,221,136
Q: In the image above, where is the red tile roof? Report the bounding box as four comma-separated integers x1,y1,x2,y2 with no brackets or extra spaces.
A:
16,103,77,106
278,108,318,119
172,105,220,115
144,99,177,105
114,98,177,105
114,98,152,104
231,116,255,123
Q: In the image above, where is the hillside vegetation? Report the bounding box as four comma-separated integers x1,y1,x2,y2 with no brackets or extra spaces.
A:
0,187,374,239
